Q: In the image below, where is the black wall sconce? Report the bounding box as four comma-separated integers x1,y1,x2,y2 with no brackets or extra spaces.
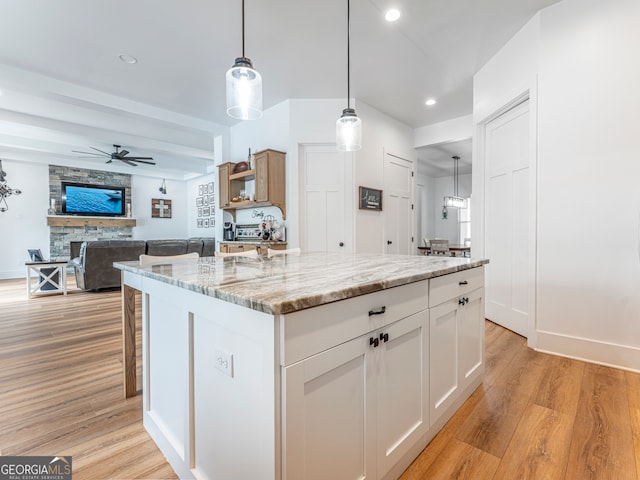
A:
159,178,167,195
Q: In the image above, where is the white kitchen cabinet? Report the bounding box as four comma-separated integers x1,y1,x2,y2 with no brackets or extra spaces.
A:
429,268,484,427
283,310,429,480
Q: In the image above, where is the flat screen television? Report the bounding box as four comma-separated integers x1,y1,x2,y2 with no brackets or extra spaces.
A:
61,182,126,216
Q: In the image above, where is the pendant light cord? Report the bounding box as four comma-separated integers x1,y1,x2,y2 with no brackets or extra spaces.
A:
347,0,351,109
242,0,246,58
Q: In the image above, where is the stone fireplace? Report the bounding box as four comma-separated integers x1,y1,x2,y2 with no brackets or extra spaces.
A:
48,165,133,259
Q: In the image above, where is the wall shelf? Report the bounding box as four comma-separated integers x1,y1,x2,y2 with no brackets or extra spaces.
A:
47,215,137,227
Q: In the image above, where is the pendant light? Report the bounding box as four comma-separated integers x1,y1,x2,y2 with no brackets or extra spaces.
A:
226,0,263,120
443,155,467,209
336,0,362,151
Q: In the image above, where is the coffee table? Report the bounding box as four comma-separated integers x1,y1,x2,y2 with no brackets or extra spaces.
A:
25,260,68,298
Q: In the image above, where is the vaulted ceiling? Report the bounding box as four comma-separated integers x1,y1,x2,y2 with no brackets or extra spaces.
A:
0,0,561,178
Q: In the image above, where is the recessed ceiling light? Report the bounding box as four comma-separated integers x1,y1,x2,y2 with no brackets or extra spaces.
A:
425,98,437,106
384,8,401,22
118,54,138,64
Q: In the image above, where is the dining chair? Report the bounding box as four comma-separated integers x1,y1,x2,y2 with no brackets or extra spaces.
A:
214,250,259,259
429,239,450,256
139,252,200,265
463,237,471,257
267,247,301,257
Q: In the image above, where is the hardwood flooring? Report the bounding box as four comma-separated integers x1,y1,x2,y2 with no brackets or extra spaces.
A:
1,277,639,479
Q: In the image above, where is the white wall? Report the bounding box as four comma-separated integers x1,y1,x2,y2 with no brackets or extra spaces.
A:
131,175,190,240
414,115,473,149
356,101,416,253
474,0,640,371
0,160,49,279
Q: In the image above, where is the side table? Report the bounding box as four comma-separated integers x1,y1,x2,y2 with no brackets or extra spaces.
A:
25,260,68,298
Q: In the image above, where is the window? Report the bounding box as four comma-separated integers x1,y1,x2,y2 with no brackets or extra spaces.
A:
458,197,471,245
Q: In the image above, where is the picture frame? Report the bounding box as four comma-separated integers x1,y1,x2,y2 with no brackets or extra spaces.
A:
151,198,172,218
359,186,383,211
204,218,209,228
208,194,215,205
198,207,202,217
203,196,208,206
209,217,215,227
28,249,44,262
198,185,203,196
203,206,210,217
196,197,203,207
203,184,209,195
208,181,214,193
197,218,203,228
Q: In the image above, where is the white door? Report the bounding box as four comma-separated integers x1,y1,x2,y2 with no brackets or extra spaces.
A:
484,99,533,337
384,153,413,254
300,145,353,253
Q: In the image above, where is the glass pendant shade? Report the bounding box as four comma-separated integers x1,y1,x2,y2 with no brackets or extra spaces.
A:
336,108,362,151
226,57,263,120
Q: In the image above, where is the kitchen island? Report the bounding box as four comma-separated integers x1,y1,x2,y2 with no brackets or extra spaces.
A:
115,252,488,480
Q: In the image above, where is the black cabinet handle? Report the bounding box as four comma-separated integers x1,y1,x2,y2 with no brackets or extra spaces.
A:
459,298,466,306
370,337,379,348
379,332,389,343
387,240,393,245
459,280,468,285
339,242,344,247
368,306,386,316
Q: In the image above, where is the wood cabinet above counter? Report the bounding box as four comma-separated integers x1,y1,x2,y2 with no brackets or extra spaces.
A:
218,149,286,219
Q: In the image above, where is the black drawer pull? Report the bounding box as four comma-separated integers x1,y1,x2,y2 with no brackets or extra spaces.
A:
379,332,389,343
370,337,379,348
459,280,468,285
368,306,387,316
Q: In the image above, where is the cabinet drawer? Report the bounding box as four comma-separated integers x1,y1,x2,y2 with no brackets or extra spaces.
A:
429,266,484,307
280,279,429,366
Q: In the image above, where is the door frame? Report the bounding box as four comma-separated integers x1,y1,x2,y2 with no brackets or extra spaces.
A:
298,143,355,253
473,86,538,347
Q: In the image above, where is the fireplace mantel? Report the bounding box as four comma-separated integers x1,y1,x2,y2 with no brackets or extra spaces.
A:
47,215,137,227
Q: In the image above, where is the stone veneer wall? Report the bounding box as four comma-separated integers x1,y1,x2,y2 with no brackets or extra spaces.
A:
49,165,133,259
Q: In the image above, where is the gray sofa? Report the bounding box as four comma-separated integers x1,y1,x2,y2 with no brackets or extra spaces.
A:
69,238,215,291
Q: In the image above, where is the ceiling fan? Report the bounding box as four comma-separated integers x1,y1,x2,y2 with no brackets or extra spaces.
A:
72,144,156,167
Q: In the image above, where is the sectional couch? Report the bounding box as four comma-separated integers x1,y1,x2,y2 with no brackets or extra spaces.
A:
69,238,215,291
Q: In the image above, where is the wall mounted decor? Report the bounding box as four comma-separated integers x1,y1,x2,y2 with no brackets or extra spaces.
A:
0,159,22,212
359,186,382,211
151,198,172,218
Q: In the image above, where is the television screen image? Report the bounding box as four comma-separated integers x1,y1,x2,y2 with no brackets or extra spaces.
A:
61,182,126,216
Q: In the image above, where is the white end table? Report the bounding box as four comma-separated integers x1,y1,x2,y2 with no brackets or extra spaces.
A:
25,260,68,298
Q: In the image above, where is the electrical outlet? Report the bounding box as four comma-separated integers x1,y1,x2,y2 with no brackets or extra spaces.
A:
214,348,233,378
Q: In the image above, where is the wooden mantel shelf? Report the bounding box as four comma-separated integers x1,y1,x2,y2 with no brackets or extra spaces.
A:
47,215,137,227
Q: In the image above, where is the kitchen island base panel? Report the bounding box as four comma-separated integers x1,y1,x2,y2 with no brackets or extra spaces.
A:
139,276,279,480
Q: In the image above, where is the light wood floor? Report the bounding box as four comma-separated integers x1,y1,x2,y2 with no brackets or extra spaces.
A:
1,277,639,479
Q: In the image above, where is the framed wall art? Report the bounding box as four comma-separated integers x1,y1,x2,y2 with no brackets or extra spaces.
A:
358,186,382,211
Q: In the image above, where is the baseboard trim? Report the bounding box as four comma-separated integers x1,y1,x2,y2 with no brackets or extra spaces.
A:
536,330,640,373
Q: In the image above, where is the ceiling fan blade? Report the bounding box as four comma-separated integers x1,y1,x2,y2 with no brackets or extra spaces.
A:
126,156,154,160
130,159,156,165
72,150,107,156
76,156,107,159
119,159,138,167
117,149,130,158
91,146,111,155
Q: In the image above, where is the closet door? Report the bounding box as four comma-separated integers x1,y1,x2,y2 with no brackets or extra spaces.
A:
484,99,533,337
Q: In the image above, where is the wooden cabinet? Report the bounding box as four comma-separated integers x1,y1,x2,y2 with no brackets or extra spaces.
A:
218,162,231,208
429,268,484,428
219,242,287,255
218,149,286,219
283,310,428,480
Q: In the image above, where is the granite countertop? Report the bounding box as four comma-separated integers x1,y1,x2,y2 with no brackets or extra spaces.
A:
115,252,488,315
